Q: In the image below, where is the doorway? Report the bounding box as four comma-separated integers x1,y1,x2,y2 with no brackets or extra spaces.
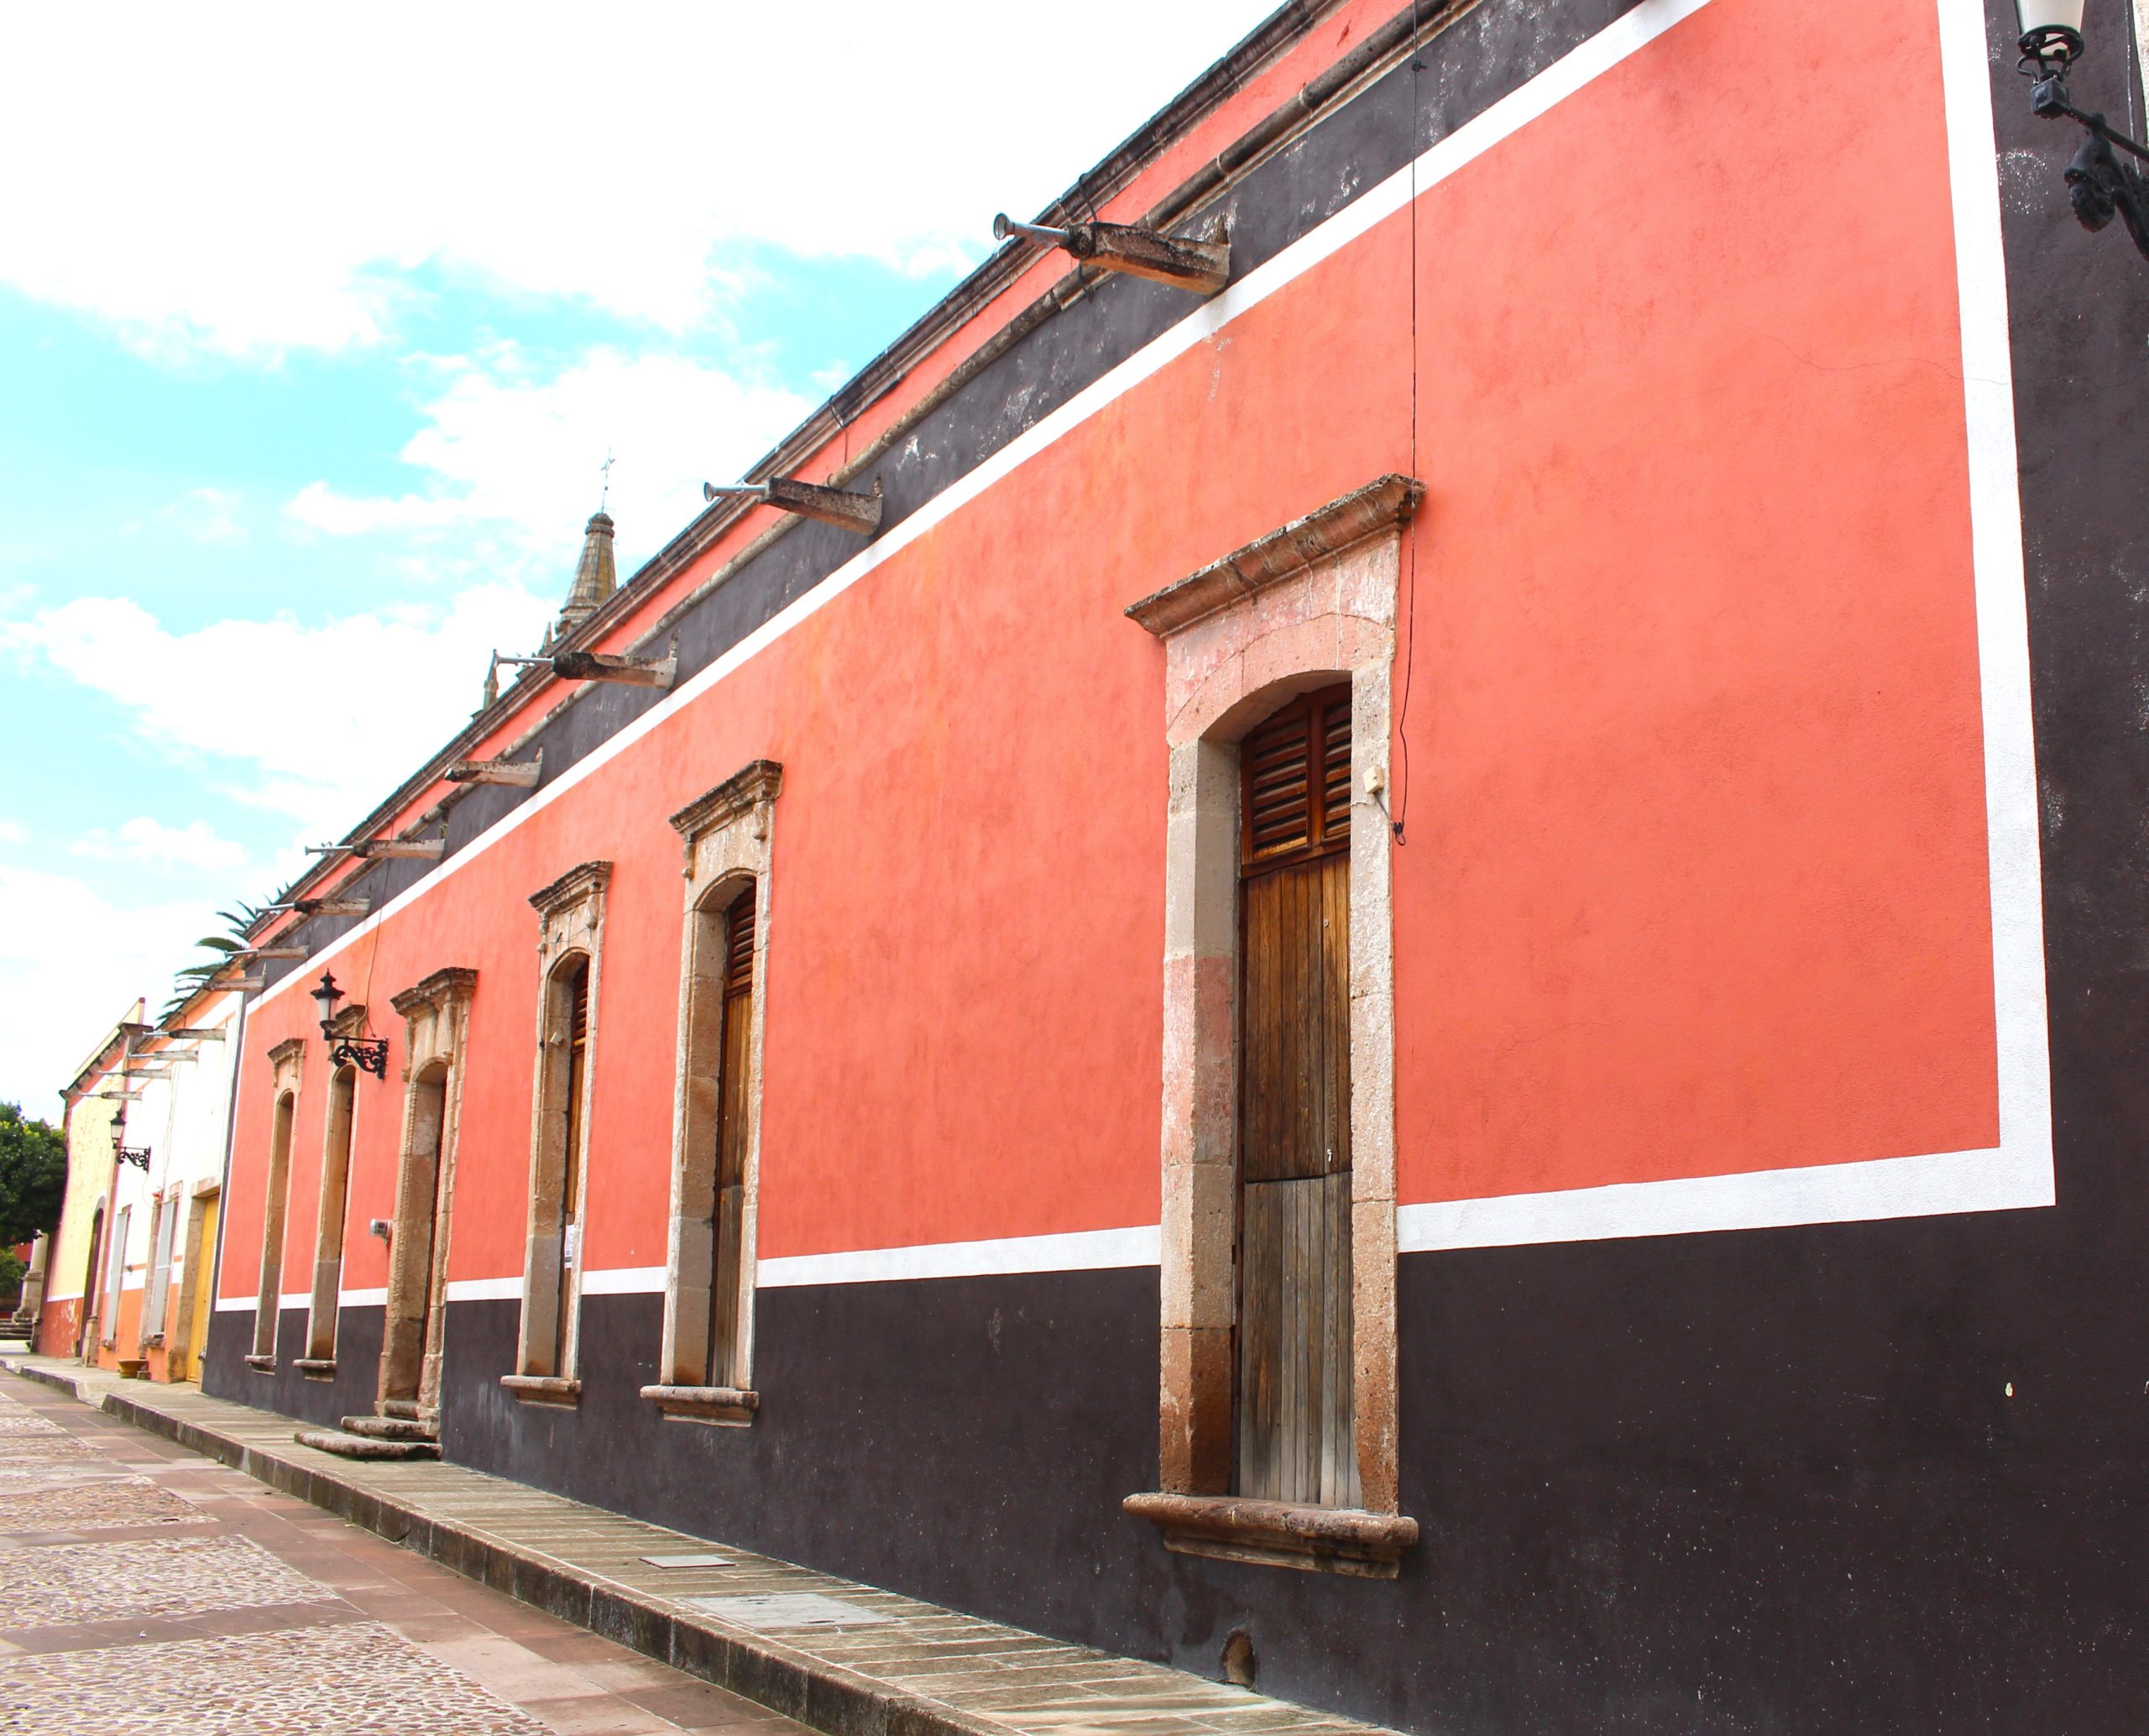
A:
170,1188,219,1382
379,1063,452,1413
1235,684,1359,1509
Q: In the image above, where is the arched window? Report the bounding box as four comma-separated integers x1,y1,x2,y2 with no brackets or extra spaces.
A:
694,881,757,1388
380,966,476,1415
250,1081,297,1366
1122,476,1419,1577
648,760,779,1424
1235,685,1357,1506
303,1064,358,1369
516,953,592,1381
510,862,609,1404
76,1203,105,1359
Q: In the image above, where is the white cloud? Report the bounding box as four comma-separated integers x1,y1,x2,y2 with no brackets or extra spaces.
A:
1,584,553,841
151,486,248,546
0,3,1283,356
71,817,249,871
0,865,213,1118
289,347,808,562
0,820,24,844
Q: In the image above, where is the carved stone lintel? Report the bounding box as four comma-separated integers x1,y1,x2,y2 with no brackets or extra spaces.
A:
240,946,310,960
266,1038,307,1068
212,975,266,993
529,860,613,919
244,1354,275,1373
1122,1492,1417,1579
640,1383,759,1426
350,838,447,861
160,1027,229,1042
1126,473,1425,638
390,967,478,1018
290,897,372,918
667,761,783,848
294,1357,337,1380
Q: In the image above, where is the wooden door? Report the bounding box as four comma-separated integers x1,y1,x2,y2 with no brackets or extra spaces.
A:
182,1192,218,1380
555,962,591,1366
709,886,756,1388
1237,685,1360,1509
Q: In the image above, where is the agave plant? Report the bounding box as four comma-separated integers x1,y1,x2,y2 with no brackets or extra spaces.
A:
159,902,266,1022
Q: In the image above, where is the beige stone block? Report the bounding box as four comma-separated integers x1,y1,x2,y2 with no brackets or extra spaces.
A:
1160,1162,1236,1331
1337,536,1400,627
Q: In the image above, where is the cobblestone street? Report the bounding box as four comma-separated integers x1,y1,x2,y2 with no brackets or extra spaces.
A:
0,1373,811,1735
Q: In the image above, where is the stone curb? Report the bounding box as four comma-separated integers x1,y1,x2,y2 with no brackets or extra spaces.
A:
6,1360,1027,1736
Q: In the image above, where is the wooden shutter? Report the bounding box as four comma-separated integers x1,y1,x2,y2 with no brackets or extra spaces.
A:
555,960,592,1364
710,884,757,1386
1237,683,1359,1509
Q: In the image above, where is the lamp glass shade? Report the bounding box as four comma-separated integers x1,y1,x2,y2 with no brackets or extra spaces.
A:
311,971,342,1030
2017,0,2086,36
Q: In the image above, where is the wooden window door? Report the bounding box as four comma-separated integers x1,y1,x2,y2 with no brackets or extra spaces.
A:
708,886,756,1387
1236,684,1360,1509
555,960,591,1364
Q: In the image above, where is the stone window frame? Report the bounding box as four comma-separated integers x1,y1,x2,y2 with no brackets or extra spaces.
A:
297,1007,366,1380
380,966,477,1419
1122,475,1423,1578
504,860,612,1408
642,759,782,1425
245,1038,306,1372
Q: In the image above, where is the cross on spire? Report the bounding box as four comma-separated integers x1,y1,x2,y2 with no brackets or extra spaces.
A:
599,448,614,512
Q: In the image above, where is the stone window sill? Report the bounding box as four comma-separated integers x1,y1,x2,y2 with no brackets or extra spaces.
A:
243,1354,275,1373
499,1374,581,1408
294,1357,337,1380
1122,1492,1418,1579
641,1383,758,1425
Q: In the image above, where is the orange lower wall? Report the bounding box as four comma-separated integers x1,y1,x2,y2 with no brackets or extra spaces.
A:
216,0,1999,1302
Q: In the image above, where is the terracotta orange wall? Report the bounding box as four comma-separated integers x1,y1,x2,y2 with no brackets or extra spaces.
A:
221,0,1996,1294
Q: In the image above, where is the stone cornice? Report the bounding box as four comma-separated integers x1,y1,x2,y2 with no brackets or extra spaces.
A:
1126,473,1424,639
390,967,478,1018
266,1038,307,1068
528,860,613,919
668,761,783,844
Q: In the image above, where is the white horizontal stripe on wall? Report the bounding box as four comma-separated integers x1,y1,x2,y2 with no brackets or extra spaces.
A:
337,1287,389,1308
1398,1142,2050,1254
756,1225,1162,1289
441,1276,523,1304
212,1291,311,1312
579,1265,667,1295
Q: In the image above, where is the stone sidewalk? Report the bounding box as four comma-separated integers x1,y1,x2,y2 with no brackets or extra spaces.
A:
0,1368,805,1734
2,1357,1394,1736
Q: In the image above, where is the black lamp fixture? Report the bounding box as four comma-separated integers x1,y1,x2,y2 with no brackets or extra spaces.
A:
110,1111,150,1172
2017,0,2149,258
311,970,390,1078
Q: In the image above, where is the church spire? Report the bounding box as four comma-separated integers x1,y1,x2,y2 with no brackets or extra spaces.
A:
557,510,617,635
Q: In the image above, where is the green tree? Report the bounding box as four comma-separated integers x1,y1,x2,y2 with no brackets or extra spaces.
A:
0,1102,67,1247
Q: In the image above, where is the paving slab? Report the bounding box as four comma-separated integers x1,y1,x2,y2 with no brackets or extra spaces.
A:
3,1356,1394,1736
0,1367,806,1734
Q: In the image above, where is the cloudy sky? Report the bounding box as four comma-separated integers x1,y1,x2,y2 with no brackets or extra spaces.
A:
0,3,1281,1119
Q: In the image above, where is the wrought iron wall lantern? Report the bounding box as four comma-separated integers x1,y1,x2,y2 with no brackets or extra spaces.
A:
110,1116,150,1172
311,970,390,1078
2017,0,2149,259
